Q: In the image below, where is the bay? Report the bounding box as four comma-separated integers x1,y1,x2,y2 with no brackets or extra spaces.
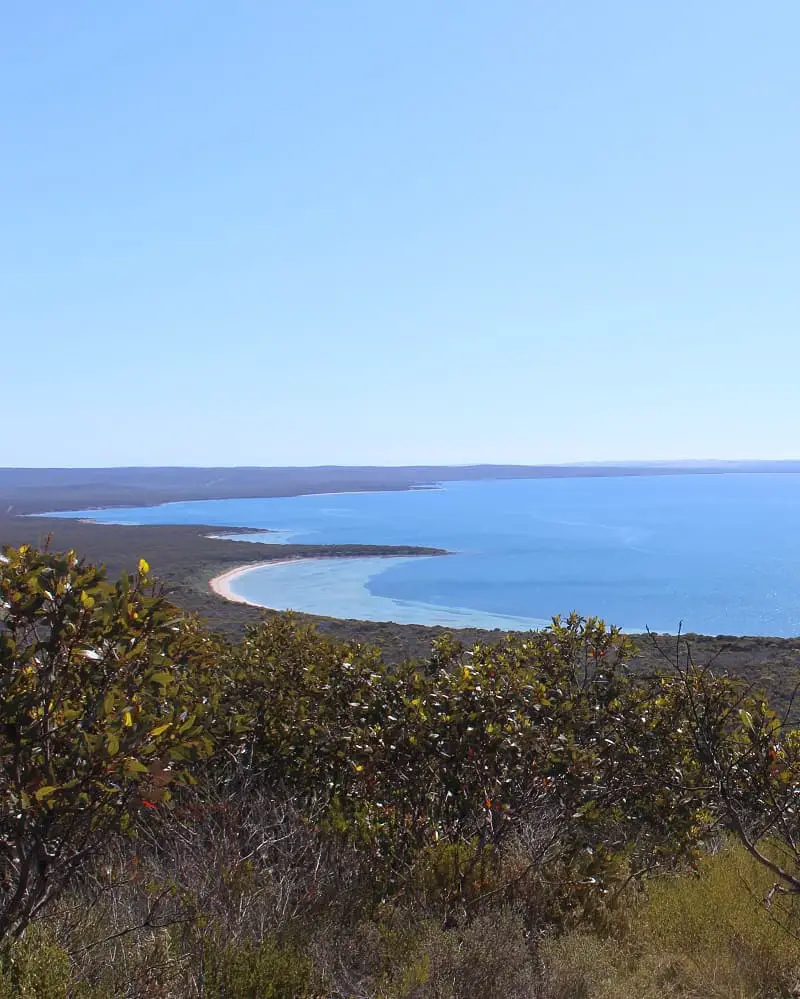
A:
46,474,800,636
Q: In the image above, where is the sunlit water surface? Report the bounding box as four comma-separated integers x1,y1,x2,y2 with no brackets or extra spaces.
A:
47,475,800,635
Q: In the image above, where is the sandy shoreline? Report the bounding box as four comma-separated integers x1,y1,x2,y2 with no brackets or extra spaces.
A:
208,557,317,607
208,553,557,631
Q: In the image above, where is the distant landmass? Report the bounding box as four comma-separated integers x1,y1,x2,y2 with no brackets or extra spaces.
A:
2,461,800,515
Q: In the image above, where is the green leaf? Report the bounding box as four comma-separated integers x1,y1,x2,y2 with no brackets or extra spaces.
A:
122,758,149,776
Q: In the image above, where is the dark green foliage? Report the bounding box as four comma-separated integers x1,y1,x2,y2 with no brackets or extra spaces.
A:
210,613,716,911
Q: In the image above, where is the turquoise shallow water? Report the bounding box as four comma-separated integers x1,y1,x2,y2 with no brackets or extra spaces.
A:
46,474,800,635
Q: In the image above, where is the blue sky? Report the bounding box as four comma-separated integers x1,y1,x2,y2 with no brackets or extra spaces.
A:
2,1,798,466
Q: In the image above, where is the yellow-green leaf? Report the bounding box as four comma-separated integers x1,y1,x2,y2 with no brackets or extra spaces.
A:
122,758,149,775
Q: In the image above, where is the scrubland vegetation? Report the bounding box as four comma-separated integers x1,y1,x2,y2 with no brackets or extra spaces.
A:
2,544,800,997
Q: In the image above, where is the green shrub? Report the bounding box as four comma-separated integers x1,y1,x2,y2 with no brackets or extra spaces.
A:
203,935,317,999
0,929,77,999
0,545,218,940
406,839,501,918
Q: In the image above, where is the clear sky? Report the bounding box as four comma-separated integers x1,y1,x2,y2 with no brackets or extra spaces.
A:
2,2,798,467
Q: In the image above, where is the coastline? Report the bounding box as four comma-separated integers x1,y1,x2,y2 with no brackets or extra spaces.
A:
25,485,444,519
14,462,800,519
14,472,800,639
207,552,446,613
5,490,799,714
207,554,557,632
209,557,313,607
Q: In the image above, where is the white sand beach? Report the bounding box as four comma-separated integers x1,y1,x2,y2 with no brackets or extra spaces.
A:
207,554,548,630
208,557,315,607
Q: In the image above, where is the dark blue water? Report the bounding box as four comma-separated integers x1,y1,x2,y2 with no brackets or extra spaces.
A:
46,475,800,635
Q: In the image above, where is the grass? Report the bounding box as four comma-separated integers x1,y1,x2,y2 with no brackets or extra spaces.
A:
540,841,800,999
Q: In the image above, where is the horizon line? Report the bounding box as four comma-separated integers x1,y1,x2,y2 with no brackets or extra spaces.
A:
3,458,800,472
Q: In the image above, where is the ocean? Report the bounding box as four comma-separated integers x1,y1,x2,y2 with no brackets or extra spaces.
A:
47,474,800,636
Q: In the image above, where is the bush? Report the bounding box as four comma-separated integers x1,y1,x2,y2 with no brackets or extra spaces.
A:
5,544,800,995
0,545,217,940
385,909,536,999
0,927,77,999
202,935,317,999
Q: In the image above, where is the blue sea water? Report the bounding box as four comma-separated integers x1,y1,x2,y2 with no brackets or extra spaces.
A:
45,475,800,636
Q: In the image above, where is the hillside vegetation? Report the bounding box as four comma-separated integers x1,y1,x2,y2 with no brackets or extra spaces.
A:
2,544,800,997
